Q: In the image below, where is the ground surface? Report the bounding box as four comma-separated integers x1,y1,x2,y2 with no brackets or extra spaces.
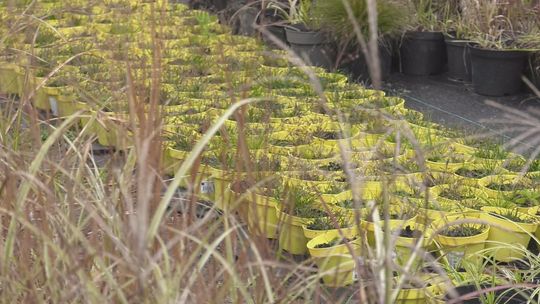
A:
386,72,540,152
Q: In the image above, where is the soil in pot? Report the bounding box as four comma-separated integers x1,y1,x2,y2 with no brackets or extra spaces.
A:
488,209,536,224
398,225,423,238
470,46,529,96
455,167,493,179
313,130,343,140
314,237,354,248
439,187,476,201
440,224,485,238
505,158,540,174
484,182,529,192
400,31,446,76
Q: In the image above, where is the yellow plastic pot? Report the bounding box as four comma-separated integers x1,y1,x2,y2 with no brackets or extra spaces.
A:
312,124,361,148
415,203,458,226
318,187,358,205
395,279,443,304
207,167,245,211
277,206,326,255
324,88,385,104
433,214,490,269
289,143,339,166
480,206,538,262
478,174,532,199
432,184,488,210
302,220,360,241
161,143,178,176
0,63,20,95
453,163,503,187
306,232,360,287
167,144,188,174
97,113,133,150
393,223,433,269
55,94,86,117
282,171,346,189
531,209,540,245
268,130,313,156
14,67,49,110
246,192,279,239
166,146,210,188
353,131,384,148
363,205,417,246
425,149,473,173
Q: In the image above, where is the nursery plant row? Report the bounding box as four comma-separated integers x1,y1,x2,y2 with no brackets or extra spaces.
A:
252,0,540,97
1,1,540,302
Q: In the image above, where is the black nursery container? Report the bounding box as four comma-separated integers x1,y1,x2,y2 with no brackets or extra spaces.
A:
445,284,535,304
470,46,529,96
342,44,392,82
401,31,446,76
263,25,287,48
259,8,287,48
445,39,472,82
285,24,335,69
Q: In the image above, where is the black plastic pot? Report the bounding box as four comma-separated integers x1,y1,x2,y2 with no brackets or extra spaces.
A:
285,24,335,69
401,31,446,76
445,284,535,304
527,55,540,93
234,6,258,36
470,46,529,96
258,8,287,48
341,44,392,82
261,25,287,48
446,39,472,82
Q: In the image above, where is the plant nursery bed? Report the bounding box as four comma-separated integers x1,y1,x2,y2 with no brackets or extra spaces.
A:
2,1,540,303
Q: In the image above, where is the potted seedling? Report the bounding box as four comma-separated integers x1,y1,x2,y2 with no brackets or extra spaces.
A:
228,106,271,125
268,129,313,155
311,123,359,147
480,207,538,262
277,185,327,254
243,179,283,239
394,275,443,303
434,184,488,211
392,223,433,270
293,142,338,162
310,0,406,81
378,159,421,179
426,147,469,172
306,232,360,287
335,198,368,220
400,0,447,76
422,171,457,188
325,83,385,104
478,174,532,199
257,2,288,48
504,158,540,176
201,151,242,211
454,162,502,186
463,0,540,96
472,141,513,166
441,2,473,82
363,203,417,246
502,189,540,215
434,214,489,269
280,0,337,69
358,117,393,147
303,212,357,240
